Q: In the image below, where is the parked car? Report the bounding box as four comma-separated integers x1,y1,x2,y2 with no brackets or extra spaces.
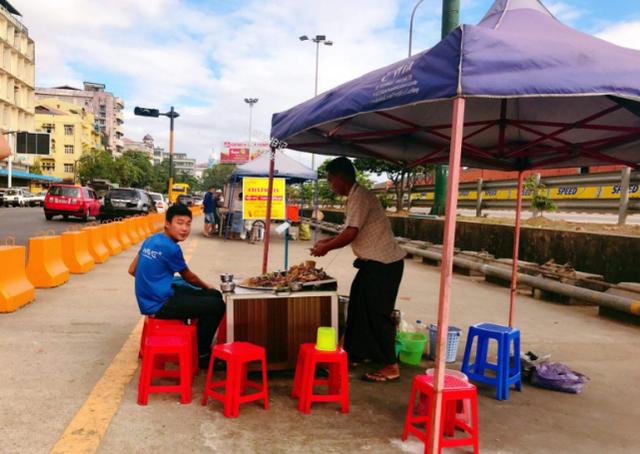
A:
44,184,102,221
3,188,40,207
176,194,193,206
99,188,157,220
149,191,168,213
31,190,47,207
0,188,6,207
191,195,203,206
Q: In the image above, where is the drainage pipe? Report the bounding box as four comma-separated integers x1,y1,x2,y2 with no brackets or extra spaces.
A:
401,245,640,316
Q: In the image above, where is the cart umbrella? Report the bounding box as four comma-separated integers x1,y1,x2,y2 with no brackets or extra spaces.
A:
270,0,640,450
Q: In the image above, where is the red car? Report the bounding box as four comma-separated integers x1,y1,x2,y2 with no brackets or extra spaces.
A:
44,184,102,221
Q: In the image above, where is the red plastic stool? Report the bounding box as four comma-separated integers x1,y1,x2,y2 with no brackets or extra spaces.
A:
292,343,349,414
201,342,269,418
139,317,198,376
138,335,192,405
402,374,479,453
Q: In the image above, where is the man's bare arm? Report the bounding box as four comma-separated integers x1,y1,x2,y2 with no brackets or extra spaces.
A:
179,267,214,290
128,255,138,277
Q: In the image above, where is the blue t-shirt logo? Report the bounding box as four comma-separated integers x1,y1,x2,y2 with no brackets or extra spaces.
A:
134,233,187,315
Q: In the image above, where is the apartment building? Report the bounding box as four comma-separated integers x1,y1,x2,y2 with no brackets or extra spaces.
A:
36,82,124,156
153,148,196,176
33,98,101,182
0,1,35,135
122,133,154,162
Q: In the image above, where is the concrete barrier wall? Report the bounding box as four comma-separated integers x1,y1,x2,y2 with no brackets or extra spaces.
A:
304,209,640,284
25,236,70,288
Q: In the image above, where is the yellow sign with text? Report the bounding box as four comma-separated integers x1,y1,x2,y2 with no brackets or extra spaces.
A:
242,177,286,220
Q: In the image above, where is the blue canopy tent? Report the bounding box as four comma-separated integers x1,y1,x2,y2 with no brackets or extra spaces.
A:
270,0,640,448
225,151,317,269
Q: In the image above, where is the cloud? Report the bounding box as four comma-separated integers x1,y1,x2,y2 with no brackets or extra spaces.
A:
19,0,438,166
596,20,640,51
545,1,586,25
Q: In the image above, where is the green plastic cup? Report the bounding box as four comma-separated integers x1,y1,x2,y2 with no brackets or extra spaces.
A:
316,326,337,351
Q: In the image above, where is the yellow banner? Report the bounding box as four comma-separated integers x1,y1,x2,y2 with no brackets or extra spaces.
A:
242,177,286,220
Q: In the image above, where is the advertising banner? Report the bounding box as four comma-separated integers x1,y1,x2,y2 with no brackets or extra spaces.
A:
220,141,270,164
242,177,286,220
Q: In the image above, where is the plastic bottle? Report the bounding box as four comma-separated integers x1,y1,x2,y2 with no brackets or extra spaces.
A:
415,320,429,354
400,319,415,333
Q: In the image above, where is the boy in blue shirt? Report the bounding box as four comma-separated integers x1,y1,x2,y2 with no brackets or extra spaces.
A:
129,203,225,369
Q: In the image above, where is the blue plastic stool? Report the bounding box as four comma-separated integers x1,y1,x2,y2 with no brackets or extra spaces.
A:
460,323,522,400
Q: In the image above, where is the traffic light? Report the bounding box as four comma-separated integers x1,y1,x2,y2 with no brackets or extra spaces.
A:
134,107,160,117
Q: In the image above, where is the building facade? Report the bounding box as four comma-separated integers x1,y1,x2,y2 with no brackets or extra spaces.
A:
122,133,154,162
30,98,101,182
0,1,35,136
153,148,196,176
35,82,124,156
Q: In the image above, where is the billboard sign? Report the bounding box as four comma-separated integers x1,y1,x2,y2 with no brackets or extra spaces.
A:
242,177,286,220
16,132,51,155
220,141,270,164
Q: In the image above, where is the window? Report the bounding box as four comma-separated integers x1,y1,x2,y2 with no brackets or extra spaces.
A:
64,144,74,154
49,186,79,197
41,123,55,133
64,124,74,136
42,162,55,172
64,163,74,173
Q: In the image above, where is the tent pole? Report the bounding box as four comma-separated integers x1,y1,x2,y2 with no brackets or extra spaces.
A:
224,176,236,241
313,179,319,242
262,148,276,274
428,96,465,454
509,170,525,327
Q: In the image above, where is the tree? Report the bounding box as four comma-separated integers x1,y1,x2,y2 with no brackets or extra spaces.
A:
201,164,236,191
76,149,115,184
525,175,556,216
353,159,429,212
30,159,42,175
112,151,154,188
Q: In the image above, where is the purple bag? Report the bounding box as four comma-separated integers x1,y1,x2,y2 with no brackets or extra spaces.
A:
531,362,588,394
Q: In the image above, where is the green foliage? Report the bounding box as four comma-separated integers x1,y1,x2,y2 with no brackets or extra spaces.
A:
524,175,557,215
353,159,429,211
30,159,42,175
201,164,236,191
77,149,115,184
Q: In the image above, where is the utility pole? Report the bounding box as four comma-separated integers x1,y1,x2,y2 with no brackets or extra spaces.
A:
431,0,460,216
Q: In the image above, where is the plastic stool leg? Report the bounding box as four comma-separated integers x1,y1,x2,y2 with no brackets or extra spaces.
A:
179,346,192,404
475,335,489,376
401,379,419,441
461,329,475,375
261,354,269,410
292,347,306,399
137,348,152,405
303,356,318,414
513,333,522,392
471,392,480,453
225,358,239,418
340,356,349,414
201,352,215,406
497,333,508,400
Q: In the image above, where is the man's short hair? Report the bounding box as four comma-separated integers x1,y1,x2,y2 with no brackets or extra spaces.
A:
166,203,192,222
208,185,215,190
326,157,356,182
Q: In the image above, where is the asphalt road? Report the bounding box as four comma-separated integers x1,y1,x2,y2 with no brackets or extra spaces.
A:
0,206,96,247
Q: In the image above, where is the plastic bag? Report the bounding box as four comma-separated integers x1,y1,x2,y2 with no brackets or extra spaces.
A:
299,222,311,241
531,361,588,394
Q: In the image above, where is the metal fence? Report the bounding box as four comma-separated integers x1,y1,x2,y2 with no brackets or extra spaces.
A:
372,169,639,223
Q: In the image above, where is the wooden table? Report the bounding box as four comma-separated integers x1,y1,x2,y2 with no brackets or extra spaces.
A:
224,288,338,370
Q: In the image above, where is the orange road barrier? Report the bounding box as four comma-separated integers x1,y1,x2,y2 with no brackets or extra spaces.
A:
103,222,123,256
0,245,35,312
125,218,140,244
83,226,110,263
61,231,95,274
115,221,132,250
26,236,70,288
137,216,149,239
144,215,157,235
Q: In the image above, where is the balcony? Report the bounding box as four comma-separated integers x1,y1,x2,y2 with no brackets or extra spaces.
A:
115,98,124,109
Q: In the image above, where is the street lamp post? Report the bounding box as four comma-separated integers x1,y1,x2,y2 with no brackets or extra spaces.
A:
244,98,259,158
299,34,333,241
408,0,425,57
134,106,180,200
2,131,23,188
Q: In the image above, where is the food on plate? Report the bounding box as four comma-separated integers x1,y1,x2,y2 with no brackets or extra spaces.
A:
242,263,328,288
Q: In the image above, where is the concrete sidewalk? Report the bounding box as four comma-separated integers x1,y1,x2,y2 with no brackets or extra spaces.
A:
1,216,639,453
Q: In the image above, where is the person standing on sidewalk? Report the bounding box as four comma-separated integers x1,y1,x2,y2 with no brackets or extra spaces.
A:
202,185,216,237
129,203,225,369
310,157,405,382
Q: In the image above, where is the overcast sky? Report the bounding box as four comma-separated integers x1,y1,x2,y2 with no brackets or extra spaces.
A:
17,0,640,167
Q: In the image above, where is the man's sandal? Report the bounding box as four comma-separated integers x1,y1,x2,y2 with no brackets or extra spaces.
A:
360,371,400,383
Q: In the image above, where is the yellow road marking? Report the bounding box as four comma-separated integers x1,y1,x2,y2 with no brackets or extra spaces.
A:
50,317,144,454
51,238,198,453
